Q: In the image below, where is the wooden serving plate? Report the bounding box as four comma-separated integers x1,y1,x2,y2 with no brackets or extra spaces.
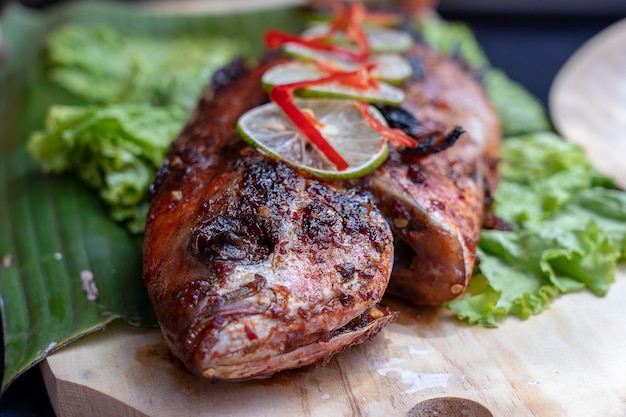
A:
41,15,626,417
41,275,626,416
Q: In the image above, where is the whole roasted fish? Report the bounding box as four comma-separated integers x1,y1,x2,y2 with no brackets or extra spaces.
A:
366,44,500,305
143,38,500,380
143,59,396,380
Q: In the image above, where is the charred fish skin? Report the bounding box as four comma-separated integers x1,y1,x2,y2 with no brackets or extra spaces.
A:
143,61,396,381
365,44,501,305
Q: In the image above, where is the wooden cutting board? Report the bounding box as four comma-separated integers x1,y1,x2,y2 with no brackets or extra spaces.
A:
41,15,626,417
41,274,626,417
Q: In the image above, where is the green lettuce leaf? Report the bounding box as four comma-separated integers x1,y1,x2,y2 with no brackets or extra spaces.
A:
417,17,489,68
483,69,552,137
450,220,620,327
27,24,248,234
418,17,626,326
46,24,248,109
447,134,626,326
27,104,187,233
493,132,607,225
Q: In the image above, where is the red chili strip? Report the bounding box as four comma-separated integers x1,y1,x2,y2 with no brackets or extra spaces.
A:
355,101,418,148
262,2,405,170
268,68,386,171
270,85,350,170
265,3,370,62
265,29,368,62
313,61,378,90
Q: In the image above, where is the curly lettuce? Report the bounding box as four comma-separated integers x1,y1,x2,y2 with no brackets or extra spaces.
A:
419,17,626,326
28,25,247,233
28,104,187,233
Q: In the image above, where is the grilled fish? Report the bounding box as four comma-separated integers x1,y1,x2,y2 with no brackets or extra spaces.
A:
143,36,500,379
365,44,501,305
143,59,396,380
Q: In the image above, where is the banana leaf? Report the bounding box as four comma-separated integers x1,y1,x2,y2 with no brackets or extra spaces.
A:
0,1,306,392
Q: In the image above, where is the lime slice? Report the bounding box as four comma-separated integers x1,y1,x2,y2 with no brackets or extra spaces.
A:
302,23,413,53
283,42,355,69
366,27,413,53
305,11,402,28
369,54,413,84
236,98,389,179
262,62,405,105
283,43,412,85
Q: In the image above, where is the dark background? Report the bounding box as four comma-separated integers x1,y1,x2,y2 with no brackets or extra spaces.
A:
0,1,623,415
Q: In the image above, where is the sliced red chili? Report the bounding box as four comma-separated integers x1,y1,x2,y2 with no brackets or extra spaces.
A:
265,3,370,62
268,67,388,171
270,85,349,171
313,60,379,90
355,101,418,148
265,29,368,62
262,2,414,170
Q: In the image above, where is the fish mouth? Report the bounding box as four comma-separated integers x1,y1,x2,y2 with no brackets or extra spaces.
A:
197,305,397,381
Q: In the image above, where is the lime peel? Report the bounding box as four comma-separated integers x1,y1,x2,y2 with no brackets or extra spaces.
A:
302,23,413,53
242,3,418,180
237,99,390,180
262,62,405,105
283,43,413,84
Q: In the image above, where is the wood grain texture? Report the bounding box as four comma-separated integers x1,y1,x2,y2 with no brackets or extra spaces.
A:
42,270,626,417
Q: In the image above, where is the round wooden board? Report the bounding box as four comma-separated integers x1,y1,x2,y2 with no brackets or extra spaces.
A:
550,17,626,189
42,273,626,417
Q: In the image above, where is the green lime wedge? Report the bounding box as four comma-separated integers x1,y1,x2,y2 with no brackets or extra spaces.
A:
283,42,355,68
237,98,389,180
262,62,405,105
302,23,413,53
369,53,413,85
283,44,412,85
366,27,413,53
304,12,402,28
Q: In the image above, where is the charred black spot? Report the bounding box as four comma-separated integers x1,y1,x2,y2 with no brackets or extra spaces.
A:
374,104,423,138
149,159,170,199
190,216,274,265
210,57,249,93
336,263,356,281
402,126,464,160
339,293,356,307
373,105,464,161
301,202,342,249
243,159,298,212
374,105,463,159
307,184,390,253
